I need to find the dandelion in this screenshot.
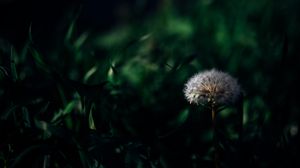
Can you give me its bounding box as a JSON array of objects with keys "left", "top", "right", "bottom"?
[
  {"left": 184, "top": 69, "right": 242, "bottom": 168},
  {"left": 184, "top": 69, "right": 241, "bottom": 108}
]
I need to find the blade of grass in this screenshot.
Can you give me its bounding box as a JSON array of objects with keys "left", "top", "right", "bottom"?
[
  {"left": 51, "top": 101, "right": 76, "bottom": 124},
  {"left": 10, "top": 47, "right": 18, "bottom": 82},
  {"left": 88, "top": 103, "right": 96, "bottom": 130},
  {"left": 74, "top": 32, "right": 89, "bottom": 49},
  {"left": 30, "top": 47, "right": 50, "bottom": 73},
  {"left": 84, "top": 66, "right": 98, "bottom": 83},
  {"left": 10, "top": 144, "right": 45, "bottom": 168},
  {"left": 1, "top": 104, "right": 18, "bottom": 120}
]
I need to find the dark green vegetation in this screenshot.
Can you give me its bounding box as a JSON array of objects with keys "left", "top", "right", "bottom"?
[{"left": 1, "top": 0, "right": 300, "bottom": 167}]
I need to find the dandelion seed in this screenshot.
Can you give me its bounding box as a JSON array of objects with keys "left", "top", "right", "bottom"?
[{"left": 184, "top": 69, "right": 241, "bottom": 107}]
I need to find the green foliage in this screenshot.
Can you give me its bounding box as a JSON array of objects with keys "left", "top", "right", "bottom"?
[{"left": 1, "top": 0, "right": 300, "bottom": 167}]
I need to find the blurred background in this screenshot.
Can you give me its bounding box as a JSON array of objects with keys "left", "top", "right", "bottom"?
[{"left": 1, "top": 0, "right": 300, "bottom": 167}]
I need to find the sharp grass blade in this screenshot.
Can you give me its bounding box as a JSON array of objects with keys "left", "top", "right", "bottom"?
[
  {"left": 30, "top": 47, "right": 50, "bottom": 73},
  {"left": 84, "top": 66, "right": 98, "bottom": 83},
  {"left": 10, "top": 47, "right": 18, "bottom": 82},
  {"left": 74, "top": 32, "right": 89, "bottom": 49},
  {"left": 51, "top": 101, "right": 76, "bottom": 124},
  {"left": 88, "top": 103, "right": 96, "bottom": 130},
  {"left": 10, "top": 145, "right": 44, "bottom": 168}
]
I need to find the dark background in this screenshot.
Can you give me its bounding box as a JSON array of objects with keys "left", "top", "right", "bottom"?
[{"left": 1, "top": 0, "right": 300, "bottom": 167}]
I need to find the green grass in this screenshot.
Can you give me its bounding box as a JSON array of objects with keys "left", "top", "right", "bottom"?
[{"left": 1, "top": 0, "right": 300, "bottom": 167}]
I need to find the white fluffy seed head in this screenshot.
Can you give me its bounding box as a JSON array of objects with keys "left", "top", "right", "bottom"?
[{"left": 184, "top": 69, "right": 241, "bottom": 107}]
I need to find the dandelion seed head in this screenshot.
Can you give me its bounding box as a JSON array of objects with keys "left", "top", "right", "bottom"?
[{"left": 184, "top": 69, "right": 241, "bottom": 107}]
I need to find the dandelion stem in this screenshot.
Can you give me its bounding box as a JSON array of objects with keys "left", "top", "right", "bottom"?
[
  {"left": 211, "top": 105, "right": 219, "bottom": 168},
  {"left": 212, "top": 107, "right": 216, "bottom": 126}
]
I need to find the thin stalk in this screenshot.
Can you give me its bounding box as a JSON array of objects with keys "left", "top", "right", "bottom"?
[{"left": 211, "top": 104, "right": 219, "bottom": 168}]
